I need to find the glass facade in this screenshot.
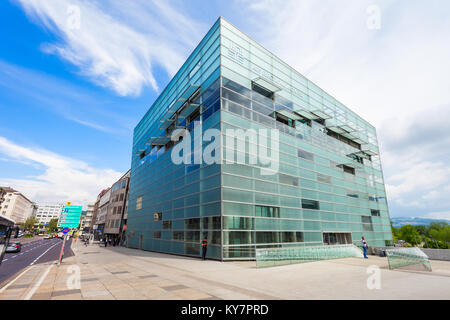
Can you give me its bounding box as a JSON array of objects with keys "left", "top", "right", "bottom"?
[{"left": 127, "top": 18, "right": 393, "bottom": 260}]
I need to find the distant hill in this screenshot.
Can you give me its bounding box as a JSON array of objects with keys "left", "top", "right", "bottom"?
[{"left": 391, "top": 217, "right": 449, "bottom": 228}]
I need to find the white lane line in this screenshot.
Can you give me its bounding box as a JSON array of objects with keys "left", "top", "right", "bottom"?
[
  {"left": 0, "top": 267, "right": 31, "bottom": 293},
  {"left": 11, "top": 255, "right": 17, "bottom": 258},
  {"left": 24, "top": 264, "right": 54, "bottom": 300},
  {"left": 30, "top": 242, "right": 60, "bottom": 266}
]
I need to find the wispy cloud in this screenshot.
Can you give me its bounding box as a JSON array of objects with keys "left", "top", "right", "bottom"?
[
  {"left": 237, "top": 0, "right": 450, "bottom": 217},
  {"left": 15, "top": 0, "right": 206, "bottom": 96},
  {"left": 0, "top": 136, "right": 122, "bottom": 206},
  {"left": 0, "top": 60, "right": 132, "bottom": 136}
]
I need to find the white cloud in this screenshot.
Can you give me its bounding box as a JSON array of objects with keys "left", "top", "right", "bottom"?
[
  {"left": 422, "top": 211, "right": 450, "bottom": 221},
  {"left": 237, "top": 0, "right": 450, "bottom": 216},
  {"left": 0, "top": 136, "right": 122, "bottom": 207},
  {"left": 15, "top": 0, "right": 206, "bottom": 96}
]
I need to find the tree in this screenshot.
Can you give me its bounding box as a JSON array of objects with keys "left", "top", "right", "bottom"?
[
  {"left": 20, "top": 216, "right": 38, "bottom": 231},
  {"left": 390, "top": 221, "right": 399, "bottom": 242},
  {"left": 48, "top": 218, "right": 59, "bottom": 233},
  {"left": 398, "top": 225, "right": 422, "bottom": 246}
]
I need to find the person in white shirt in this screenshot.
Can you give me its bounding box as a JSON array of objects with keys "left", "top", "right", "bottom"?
[{"left": 361, "top": 236, "right": 368, "bottom": 258}]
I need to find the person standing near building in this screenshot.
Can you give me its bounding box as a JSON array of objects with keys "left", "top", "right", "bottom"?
[
  {"left": 362, "top": 236, "right": 368, "bottom": 259},
  {"left": 201, "top": 237, "right": 208, "bottom": 260}
]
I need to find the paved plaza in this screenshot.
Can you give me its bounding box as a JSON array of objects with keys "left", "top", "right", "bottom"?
[{"left": 1, "top": 240, "right": 450, "bottom": 300}]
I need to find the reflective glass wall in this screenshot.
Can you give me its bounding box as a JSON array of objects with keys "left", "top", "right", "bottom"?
[{"left": 127, "top": 18, "right": 393, "bottom": 261}]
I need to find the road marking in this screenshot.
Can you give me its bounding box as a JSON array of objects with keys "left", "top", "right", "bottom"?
[
  {"left": 12, "top": 255, "right": 17, "bottom": 258},
  {"left": 30, "top": 242, "right": 60, "bottom": 266},
  {"left": 0, "top": 267, "right": 31, "bottom": 294},
  {"left": 24, "top": 264, "right": 54, "bottom": 300}
]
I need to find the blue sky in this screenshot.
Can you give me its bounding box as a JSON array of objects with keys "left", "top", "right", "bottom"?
[{"left": 1, "top": 0, "right": 449, "bottom": 219}]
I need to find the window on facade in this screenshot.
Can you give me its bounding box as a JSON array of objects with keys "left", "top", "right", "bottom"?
[
  {"left": 252, "top": 82, "right": 274, "bottom": 100},
  {"left": 361, "top": 216, "right": 374, "bottom": 231},
  {"left": 275, "top": 113, "right": 295, "bottom": 128},
  {"left": 185, "top": 231, "right": 200, "bottom": 242},
  {"left": 346, "top": 191, "right": 359, "bottom": 198},
  {"left": 117, "top": 206, "right": 122, "bottom": 214},
  {"left": 202, "top": 216, "right": 221, "bottom": 230},
  {"left": 255, "top": 205, "right": 280, "bottom": 218},
  {"left": 279, "top": 173, "right": 299, "bottom": 186},
  {"left": 136, "top": 196, "right": 142, "bottom": 210},
  {"left": 162, "top": 221, "right": 172, "bottom": 230},
  {"left": 173, "top": 231, "right": 184, "bottom": 241},
  {"left": 298, "top": 149, "right": 314, "bottom": 161},
  {"left": 281, "top": 232, "right": 304, "bottom": 243},
  {"left": 224, "top": 216, "right": 253, "bottom": 230},
  {"left": 342, "top": 165, "right": 355, "bottom": 175},
  {"left": 119, "top": 193, "right": 124, "bottom": 201},
  {"left": 301, "top": 199, "right": 320, "bottom": 210},
  {"left": 185, "top": 218, "right": 200, "bottom": 230},
  {"left": 370, "top": 209, "right": 381, "bottom": 217},
  {"left": 154, "top": 212, "right": 162, "bottom": 221},
  {"left": 256, "top": 232, "right": 280, "bottom": 244},
  {"left": 317, "top": 173, "right": 331, "bottom": 184},
  {"left": 153, "top": 231, "right": 161, "bottom": 239}
]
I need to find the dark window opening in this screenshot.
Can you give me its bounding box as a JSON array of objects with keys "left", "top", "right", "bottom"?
[
  {"left": 327, "top": 130, "right": 361, "bottom": 150},
  {"left": 297, "top": 117, "right": 311, "bottom": 127},
  {"left": 301, "top": 199, "right": 320, "bottom": 210},
  {"left": 371, "top": 209, "right": 380, "bottom": 217},
  {"left": 139, "top": 151, "right": 147, "bottom": 159},
  {"left": 154, "top": 212, "right": 162, "bottom": 221},
  {"left": 162, "top": 221, "right": 172, "bottom": 230},
  {"left": 252, "top": 82, "right": 274, "bottom": 100},
  {"left": 342, "top": 165, "right": 355, "bottom": 175},
  {"left": 347, "top": 154, "right": 364, "bottom": 164},
  {"left": 323, "top": 233, "right": 352, "bottom": 245},
  {"left": 275, "top": 112, "right": 295, "bottom": 128},
  {"left": 187, "top": 107, "right": 201, "bottom": 124},
  {"left": 313, "top": 118, "right": 326, "bottom": 126},
  {"left": 153, "top": 231, "right": 161, "bottom": 239}
]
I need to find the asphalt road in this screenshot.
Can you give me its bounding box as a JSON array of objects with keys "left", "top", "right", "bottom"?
[{"left": 0, "top": 237, "right": 74, "bottom": 286}]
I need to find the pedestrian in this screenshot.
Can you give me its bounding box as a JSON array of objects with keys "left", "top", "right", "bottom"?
[
  {"left": 201, "top": 237, "right": 208, "bottom": 260},
  {"left": 104, "top": 237, "right": 108, "bottom": 247},
  {"left": 362, "top": 236, "right": 368, "bottom": 259}
]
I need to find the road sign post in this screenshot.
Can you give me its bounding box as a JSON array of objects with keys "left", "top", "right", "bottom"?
[{"left": 57, "top": 228, "right": 70, "bottom": 265}]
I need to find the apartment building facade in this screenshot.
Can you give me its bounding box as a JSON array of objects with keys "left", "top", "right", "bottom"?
[
  {"left": 104, "top": 170, "right": 130, "bottom": 243},
  {"left": 35, "top": 203, "right": 65, "bottom": 228},
  {"left": 0, "top": 187, "right": 34, "bottom": 225}
]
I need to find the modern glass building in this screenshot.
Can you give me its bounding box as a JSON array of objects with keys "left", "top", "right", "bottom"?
[{"left": 127, "top": 17, "right": 393, "bottom": 260}]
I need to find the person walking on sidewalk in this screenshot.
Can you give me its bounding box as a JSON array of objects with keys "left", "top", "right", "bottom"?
[
  {"left": 104, "top": 237, "right": 108, "bottom": 248},
  {"left": 362, "top": 236, "right": 369, "bottom": 259},
  {"left": 201, "top": 237, "right": 208, "bottom": 260}
]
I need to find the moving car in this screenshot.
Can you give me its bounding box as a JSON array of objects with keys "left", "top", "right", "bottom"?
[
  {"left": 6, "top": 242, "right": 22, "bottom": 253},
  {"left": 43, "top": 234, "right": 52, "bottom": 240}
]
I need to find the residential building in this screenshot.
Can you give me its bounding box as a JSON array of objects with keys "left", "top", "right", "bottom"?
[
  {"left": 35, "top": 203, "right": 65, "bottom": 228},
  {"left": 104, "top": 170, "right": 130, "bottom": 244},
  {"left": 95, "top": 188, "right": 111, "bottom": 238},
  {"left": 0, "top": 187, "right": 34, "bottom": 225},
  {"left": 81, "top": 204, "right": 94, "bottom": 232},
  {"left": 126, "top": 18, "right": 393, "bottom": 260}
]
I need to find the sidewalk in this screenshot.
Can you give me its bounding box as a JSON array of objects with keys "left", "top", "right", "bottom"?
[{"left": 1, "top": 239, "right": 450, "bottom": 300}]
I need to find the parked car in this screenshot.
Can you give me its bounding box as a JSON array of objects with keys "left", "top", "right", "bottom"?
[
  {"left": 43, "top": 234, "right": 52, "bottom": 240},
  {"left": 6, "top": 242, "right": 22, "bottom": 253}
]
